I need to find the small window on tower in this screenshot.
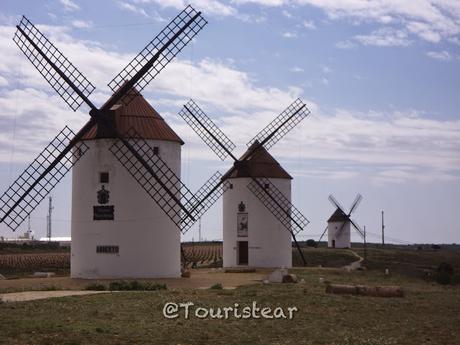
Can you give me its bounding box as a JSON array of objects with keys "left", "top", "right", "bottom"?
[
  {"left": 100, "top": 172, "right": 109, "bottom": 183},
  {"left": 153, "top": 146, "right": 159, "bottom": 155}
]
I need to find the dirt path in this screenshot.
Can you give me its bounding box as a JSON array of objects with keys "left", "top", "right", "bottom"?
[
  {"left": 343, "top": 250, "right": 364, "bottom": 270},
  {"left": 0, "top": 290, "right": 109, "bottom": 302},
  {"left": 0, "top": 268, "right": 269, "bottom": 295}
]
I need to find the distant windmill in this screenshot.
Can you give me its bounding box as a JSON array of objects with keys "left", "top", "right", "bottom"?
[
  {"left": 0, "top": 6, "right": 224, "bottom": 278},
  {"left": 319, "top": 194, "right": 364, "bottom": 248},
  {"left": 178, "top": 99, "right": 310, "bottom": 266}
]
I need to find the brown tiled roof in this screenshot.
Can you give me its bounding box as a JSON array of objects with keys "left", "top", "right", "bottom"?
[
  {"left": 327, "top": 208, "right": 349, "bottom": 222},
  {"left": 81, "top": 89, "right": 183, "bottom": 144},
  {"left": 222, "top": 142, "right": 292, "bottom": 180}
]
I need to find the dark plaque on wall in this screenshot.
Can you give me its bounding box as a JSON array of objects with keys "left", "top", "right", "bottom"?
[{"left": 93, "top": 205, "right": 114, "bottom": 220}]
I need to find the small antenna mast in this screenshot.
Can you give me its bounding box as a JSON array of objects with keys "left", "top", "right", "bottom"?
[
  {"left": 46, "top": 196, "right": 53, "bottom": 241},
  {"left": 381, "top": 210, "right": 385, "bottom": 247}
]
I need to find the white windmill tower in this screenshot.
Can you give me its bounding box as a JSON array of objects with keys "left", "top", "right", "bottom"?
[
  {"left": 71, "top": 90, "right": 184, "bottom": 278},
  {"left": 221, "top": 144, "right": 295, "bottom": 267},
  {"left": 1, "top": 7, "right": 210, "bottom": 278},
  {"left": 322, "top": 194, "right": 364, "bottom": 248},
  {"left": 178, "top": 99, "right": 311, "bottom": 268}
]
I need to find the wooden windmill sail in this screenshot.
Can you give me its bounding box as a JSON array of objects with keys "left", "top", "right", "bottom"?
[
  {"left": 0, "top": 6, "right": 216, "bottom": 235},
  {"left": 178, "top": 99, "right": 311, "bottom": 266}
]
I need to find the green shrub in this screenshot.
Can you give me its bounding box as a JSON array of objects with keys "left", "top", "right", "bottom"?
[
  {"left": 108, "top": 280, "right": 167, "bottom": 291},
  {"left": 85, "top": 283, "right": 107, "bottom": 291},
  {"left": 210, "top": 283, "right": 223, "bottom": 290},
  {"left": 437, "top": 262, "right": 454, "bottom": 275},
  {"left": 435, "top": 262, "right": 454, "bottom": 285},
  {"left": 436, "top": 272, "right": 451, "bottom": 285},
  {"left": 306, "top": 239, "right": 317, "bottom": 248}
]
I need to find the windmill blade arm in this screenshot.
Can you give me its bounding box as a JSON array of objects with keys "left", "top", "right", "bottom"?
[
  {"left": 107, "top": 6, "right": 207, "bottom": 107},
  {"left": 348, "top": 193, "right": 362, "bottom": 215},
  {"left": 109, "top": 127, "right": 198, "bottom": 228},
  {"left": 318, "top": 225, "right": 328, "bottom": 243},
  {"left": 0, "top": 126, "right": 89, "bottom": 231},
  {"left": 179, "top": 99, "right": 236, "bottom": 161},
  {"left": 247, "top": 177, "right": 309, "bottom": 235},
  {"left": 246, "top": 98, "right": 310, "bottom": 151},
  {"left": 350, "top": 218, "right": 365, "bottom": 239},
  {"left": 13, "top": 16, "right": 96, "bottom": 111},
  {"left": 328, "top": 194, "right": 346, "bottom": 214},
  {"left": 180, "top": 172, "right": 231, "bottom": 233}
]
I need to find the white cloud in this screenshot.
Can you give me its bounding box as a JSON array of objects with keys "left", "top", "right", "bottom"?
[
  {"left": 0, "top": 22, "right": 305, "bottom": 162},
  {"left": 134, "top": 0, "right": 237, "bottom": 16},
  {"left": 354, "top": 27, "right": 411, "bottom": 47},
  {"left": 290, "top": 66, "right": 304, "bottom": 73},
  {"left": 282, "top": 31, "right": 297, "bottom": 38},
  {"left": 233, "top": 0, "right": 460, "bottom": 44},
  {"left": 321, "top": 65, "right": 332, "bottom": 74},
  {"left": 59, "top": 0, "right": 80, "bottom": 12},
  {"left": 118, "top": 2, "right": 149, "bottom": 17},
  {"left": 302, "top": 20, "right": 316, "bottom": 29},
  {"left": 335, "top": 40, "right": 355, "bottom": 49},
  {"left": 0, "top": 76, "right": 8, "bottom": 87},
  {"left": 426, "top": 50, "right": 452, "bottom": 61},
  {"left": 282, "top": 10, "right": 292, "bottom": 18},
  {"left": 0, "top": 22, "right": 459, "bottom": 186},
  {"left": 71, "top": 20, "right": 92, "bottom": 29}
]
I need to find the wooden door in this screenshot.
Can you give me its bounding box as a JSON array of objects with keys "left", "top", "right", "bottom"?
[{"left": 238, "top": 241, "right": 248, "bottom": 265}]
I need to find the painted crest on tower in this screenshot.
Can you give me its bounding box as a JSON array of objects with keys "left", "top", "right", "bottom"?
[{"left": 97, "top": 185, "right": 110, "bottom": 205}]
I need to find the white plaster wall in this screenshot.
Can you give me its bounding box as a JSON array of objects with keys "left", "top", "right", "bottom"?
[
  {"left": 223, "top": 177, "right": 292, "bottom": 268},
  {"left": 71, "top": 139, "right": 181, "bottom": 278},
  {"left": 327, "top": 221, "right": 351, "bottom": 248}
]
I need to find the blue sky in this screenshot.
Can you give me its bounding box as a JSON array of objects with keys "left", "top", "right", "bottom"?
[{"left": 0, "top": 0, "right": 459, "bottom": 244}]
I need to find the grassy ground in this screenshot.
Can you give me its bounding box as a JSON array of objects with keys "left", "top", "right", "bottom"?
[
  {"left": 1, "top": 245, "right": 459, "bottom": 344},
  {"left": 293, "top": 247, "right": 358, "bottom": 267},
  {"left": 1, "top": 268, "right": 459, "bottom": 345}
]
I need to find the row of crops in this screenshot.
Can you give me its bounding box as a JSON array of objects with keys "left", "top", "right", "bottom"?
[
  {"left": 182, "top": 243, "right": 223, "bottom": 268},
  {"left": 0, "top": 253, "right": 70, "bottom": 276},
  {"left": 0, "top": 243, "right": 224, "bottom": 276}
]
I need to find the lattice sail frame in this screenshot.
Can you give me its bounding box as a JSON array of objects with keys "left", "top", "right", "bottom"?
[
  {"left": 246, "top": 98, "right": 310, "bottom": 150},
  {"left": 109, "top": 127, "right": 202, "bottom": 232},
  {"left": 108, "top": 6, "right": 207, "bottom": 105},
  {"left": 0, "top": 127, "right": 89, "bottom": 230},
  {"left": 13, "top": 16, "right": 95, "bottom": 111},
  {"left": 349, "top": 193, "right": 362, "bottom": 215},
  {"left": 177, "top": 98, "right": 311, "bottom": 235},
  {"left": 179, "top": 100, "right": 236, "bottom": 160},
  {"left": 247, "top": 178, "right": 309, "bottom": 235},
  {"left": 329, "top": 194, "right": 365, "bottom": 239},
  {"left": 180, "top": 172, "right": 231, "bottom": 233}
]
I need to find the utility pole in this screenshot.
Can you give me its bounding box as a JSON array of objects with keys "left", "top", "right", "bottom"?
[
  {"left": 27, "top": 215, "right": 32, "bottom": 240},
  {"left": 198, "top": 217, "right": 202, "bottom": 243},
  {"left": 381, "top": 210, "right": 385, "bottom": 247},
  {"left": 363, "top": 225, "right": 367, "bottom": 261},
  {"left": 46, "top": 196, "right": 53, "bottom": 241}
]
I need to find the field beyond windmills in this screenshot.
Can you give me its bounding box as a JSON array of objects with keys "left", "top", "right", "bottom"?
[{"left": 1, "top": 243, "right": 460, "bottom": 345}]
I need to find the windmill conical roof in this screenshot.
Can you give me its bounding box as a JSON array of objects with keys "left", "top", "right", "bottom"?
[
  {"left": 222, "top": 142, "right": 292, "bottom": 180},
  {"left": 81, "top": 89, "right": 183, "bottom": 144},
  {"left": 327, "top": 208, "right": 349, "bottom": 222}
]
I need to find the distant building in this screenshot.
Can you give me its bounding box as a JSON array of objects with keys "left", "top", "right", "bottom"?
[{"left": 327, "top": 209, "right": 351, "bottom": 248}]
